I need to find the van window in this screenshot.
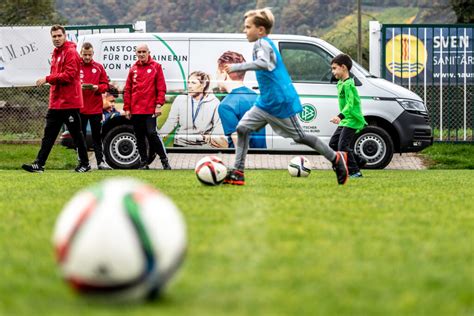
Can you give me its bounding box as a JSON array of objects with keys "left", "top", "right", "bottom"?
[{"left": 279, "top": 42, "right": 333, "bottom": 83}]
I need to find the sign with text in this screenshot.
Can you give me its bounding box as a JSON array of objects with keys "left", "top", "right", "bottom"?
[
  {"left": 98, "top": 37, "right": 189, "bottom": 92},
  {"left": 0, "top": 27, "right": 95, "bottom": 87},
  {"left": 383, "top": 26, "right": 473, "bottom": 85},
  {"left": 0, "top": 27, "right": 52, "bottom": 87}
]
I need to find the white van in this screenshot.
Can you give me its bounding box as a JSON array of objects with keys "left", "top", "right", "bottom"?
[{"left": 76, "top": 33, "right": 433, "bottom": 169}]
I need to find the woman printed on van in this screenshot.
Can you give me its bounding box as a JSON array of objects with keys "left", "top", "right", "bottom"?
[{"left": 160, "top": 71, "right": 227, "bottom": 148}]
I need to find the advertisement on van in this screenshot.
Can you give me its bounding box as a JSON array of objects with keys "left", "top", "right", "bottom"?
[{"left": 97, "top": 35, "right": 271, "bottom": 151}]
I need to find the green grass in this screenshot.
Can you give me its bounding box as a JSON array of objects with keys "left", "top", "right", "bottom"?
[
  {"left": 0, "top": 144, "right": 78, "bottom": 170},
  {"left": 431, "top": 129, "right": 473, "bottom": 142},
  {"left": 422, "top": 143, "right": 474, "bottom": 169},
  {"left": 0, "top": 170, "right": 473, "bottom": 316}
]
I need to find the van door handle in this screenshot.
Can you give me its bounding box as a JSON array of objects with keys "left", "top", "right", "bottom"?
[{"left": 252, "top": 86, "right": 259, "bottom": 90}]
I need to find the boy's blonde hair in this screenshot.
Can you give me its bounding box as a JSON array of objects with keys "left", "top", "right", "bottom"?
[{"left": 244, "top": 8, "right": 274, "bottom": 34}]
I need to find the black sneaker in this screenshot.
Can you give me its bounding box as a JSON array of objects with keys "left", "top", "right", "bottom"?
[
  {"left": 332, "top": 151, "right": 349, "bottom": 185},
  {"left": 75, "top": 163, "right": 91, "bottom": 173},
  {"left": 22, "top": 162, "right": 44, "bottom": 173},
  {"left": 138, "top": 161, "right": 149, "bottom": 170},
  {"left": 223, "top": 169, "right": 245, "bottom": 185},
  {"left": 161, "top": 158, "right": 172, "bottom": 170}
]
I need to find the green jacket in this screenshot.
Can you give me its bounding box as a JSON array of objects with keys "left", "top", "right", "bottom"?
[{"left": 337, "top": 78, "right": 367, "bottom": 132}]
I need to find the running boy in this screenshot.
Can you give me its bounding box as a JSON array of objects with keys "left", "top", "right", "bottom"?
[
  {"left": 329, "top": 54, "right": 367, "bottom": 178},
  {"left": 223, "top": 8, "right": 349, "bottom": 185}
]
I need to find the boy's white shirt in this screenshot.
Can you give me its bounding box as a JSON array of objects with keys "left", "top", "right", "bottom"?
[{"left": 160, "top": 93, "right": 223, "bottom": 147}]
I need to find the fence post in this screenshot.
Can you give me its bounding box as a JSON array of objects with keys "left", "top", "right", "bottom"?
[{"left": 369, "top": 21, "right": 382, "bottom": 77}]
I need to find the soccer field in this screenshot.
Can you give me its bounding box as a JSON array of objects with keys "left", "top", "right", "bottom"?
[{"left": 0, "top": 169, "right": 473, "bottom": 315}]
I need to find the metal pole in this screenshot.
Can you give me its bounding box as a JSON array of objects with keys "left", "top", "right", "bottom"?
[{"left": 357, "top": 0, "right": 362, "bottom": 63}]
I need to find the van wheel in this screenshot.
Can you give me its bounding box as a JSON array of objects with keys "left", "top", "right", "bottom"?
[
  {"left": 353, "top": 126, "right": 394, "bottom": 169},
  {"left": 103, "top": 125, "right": 141, "bottom": 169}
]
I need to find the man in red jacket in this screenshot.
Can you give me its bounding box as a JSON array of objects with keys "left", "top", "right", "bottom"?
[
  {"left": 79, "top": 42, "right": 111, "bottom": 170},
  {"left": 22, "top": 25, "right": 90, "bottom": 173},
  {"left": 123, "top": 43, "right": 171, "bottom": 170}
]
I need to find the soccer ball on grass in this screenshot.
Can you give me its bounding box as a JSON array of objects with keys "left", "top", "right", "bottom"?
[
  {"left": 195, "top": 156, "right": 227, "bottom": 185},
  {"left": 288, "top": 156, "right": 312, "bottom": 177},
  {"left": 52, "top": 177, "right": 187, "bottom": 302}
]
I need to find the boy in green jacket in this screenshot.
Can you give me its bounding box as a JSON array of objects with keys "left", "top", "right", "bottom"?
[{"left": 329, "top": 54, "right": 367, "bottom": 178}]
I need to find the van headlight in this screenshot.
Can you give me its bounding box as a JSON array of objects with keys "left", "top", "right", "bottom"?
[{"left": 396, "top": 99, "right": 426, "bottom": 112}]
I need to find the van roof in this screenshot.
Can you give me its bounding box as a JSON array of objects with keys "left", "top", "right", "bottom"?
[
  {"left": 78, "top": 32, "right": 328, "bottom": 45},
  {"left": 78, "top": 32, "right": 345, "bottom": 63}
]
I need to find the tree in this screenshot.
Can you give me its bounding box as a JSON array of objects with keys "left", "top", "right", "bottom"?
[
  {"left": 450, "top": 0, "right": 474, "bottom": 23},
  {"left": 0, "top": 0, "right": 67, "bottom": 25}
]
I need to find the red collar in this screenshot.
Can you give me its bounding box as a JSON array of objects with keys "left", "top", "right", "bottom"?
[{"left": 138, "top": 56, "right": 153, "bottom": 66}]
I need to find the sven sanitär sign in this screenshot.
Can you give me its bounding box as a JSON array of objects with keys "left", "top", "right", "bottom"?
[{"left": 383, "top": 26, "right": 473, "bottom": 85}]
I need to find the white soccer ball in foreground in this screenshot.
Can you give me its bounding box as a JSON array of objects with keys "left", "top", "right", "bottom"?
[
  {"left": 52, "top": 178, "right": 187, "bottom": 301},
  {"left": 195, "top": 156, "right": 227, "bottom": 185},
  {"left": 288, "top": 156, "right": 312, "bottom": 177}
]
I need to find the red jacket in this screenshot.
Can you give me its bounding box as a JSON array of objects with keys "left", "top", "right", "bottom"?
[
  {"left": 123, "top": 56, "right": 166, "bottom": 114},
  {"left": 46, "top": 41, "right": 83, "bottom": 110},
  {"left": 80, "top": 60, "right": 109, "bottom": 115}
]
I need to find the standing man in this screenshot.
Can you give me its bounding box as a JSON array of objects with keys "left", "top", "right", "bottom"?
[
  {"left": 79, "top": 42, "right": 111, "bottom": 170},
  {"left": 22, "top": 25, "right": 90, "bottom": 173},
  {"left": 123, "top": 43, "right": 171, "bottom": 170}
]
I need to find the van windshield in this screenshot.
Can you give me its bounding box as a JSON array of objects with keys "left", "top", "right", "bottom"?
[
  {"left": 352, "top": 60, "right": 376, "bottom": 78},
  {"left": 316, "top": 39, "right": 377, "bottom": 78}
]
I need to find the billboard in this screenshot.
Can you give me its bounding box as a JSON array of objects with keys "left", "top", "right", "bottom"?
[
  {"left": 0, "top": 26, "right": 129, "bottom": 87},
  {"left": 383, "top": 26, "right": 473, "bottom": 85},
  {"left": 0, "top": 27, "right": 52, "bottom": 87}
]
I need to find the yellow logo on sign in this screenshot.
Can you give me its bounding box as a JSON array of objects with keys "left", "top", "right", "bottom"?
[{"left": 386, "top": 34, "right": 427, "bottom": 78}]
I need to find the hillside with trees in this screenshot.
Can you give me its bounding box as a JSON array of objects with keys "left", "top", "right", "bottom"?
[
  {"left": 1, "top": 0, "right": 469, "bottom": 69},
  {"left": 52, "top": 0, "right": 461, "bottom": 68},
  {"left": 55, "top": 0, "right": 459, "bottom": 34},
  {"left": 1, "top": 0, "right": 468, "bottom": 34},
  {"left": 0, "top": 0, "right": 66, "bottom": 25}
]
